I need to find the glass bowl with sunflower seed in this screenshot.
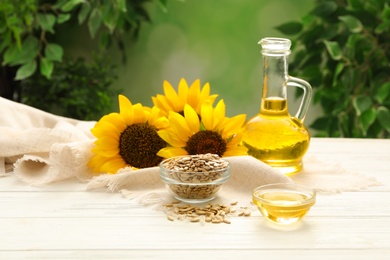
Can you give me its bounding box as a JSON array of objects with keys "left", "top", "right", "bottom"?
[{"left": 159, "top": 153, "right": 231, "bottom": 203}]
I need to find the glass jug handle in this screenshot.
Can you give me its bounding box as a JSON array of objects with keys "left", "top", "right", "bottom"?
[{"left": 287, "top": 76, "right": 312, "bottom": 122}]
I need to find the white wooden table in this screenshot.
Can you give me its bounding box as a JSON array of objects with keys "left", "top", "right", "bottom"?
[{"left": 1, "top": 138, "right": 389, "bottom": 259}]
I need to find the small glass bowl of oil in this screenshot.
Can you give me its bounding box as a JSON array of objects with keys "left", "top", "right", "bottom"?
[{"left": 252, "top": 183, "right": 316, "bottom": 225}]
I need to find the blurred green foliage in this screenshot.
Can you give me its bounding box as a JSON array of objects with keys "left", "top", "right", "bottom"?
[
  {"left": 0, "top": 0, "right": 158, "bottom": 80},
  {"left": 277, "top": 0, "right": 390, "bottom": 138},
  {"left": 21, "top": 55, "right": 117, "bottom": 120},
  {"left": 0, "top": 0, "right": 165, "bottom": 120}
]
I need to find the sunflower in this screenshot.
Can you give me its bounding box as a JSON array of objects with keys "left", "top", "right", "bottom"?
[
  {"left": 157, "top": 100, "right": 247, "bottom": 158},
  {"left": 88, "top": 95, "right": 169, "bottom": 174},
  {"left": 152, "top": 78, "right": 218, "bottom": 116}
]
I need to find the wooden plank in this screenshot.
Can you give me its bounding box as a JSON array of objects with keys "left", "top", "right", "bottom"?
[
  {"left": 1, "top": 249, "right": 390, "bottom": 259},
  {"left": 0, "top": 216, "right": 389, "bottom": 250},
  {"left": 0, "top": 191, "right": 390, "bottom": 218}
]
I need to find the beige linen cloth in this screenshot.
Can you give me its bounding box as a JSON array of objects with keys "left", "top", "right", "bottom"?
[{"left": 0, "top": 97, "right": 380, "bottom": 204}]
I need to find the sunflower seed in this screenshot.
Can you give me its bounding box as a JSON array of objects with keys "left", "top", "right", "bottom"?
[
  {"left": 190, "top": 217, "right": 200, "bottom": 222},
  {"left": 163, "top": 202, "right": 247, "bottom": 225},
  {"left": 223, "top": 219, "right": 231, "bottom": 224}
]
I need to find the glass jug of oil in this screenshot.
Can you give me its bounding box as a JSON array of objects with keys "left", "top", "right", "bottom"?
[{"left": 242, "top": 37, "right": 312, "bottom": 175}]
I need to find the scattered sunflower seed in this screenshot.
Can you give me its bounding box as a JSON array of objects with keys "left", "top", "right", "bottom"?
[{"left": 163, "top": 201, "right": 252, "bottom": 224}]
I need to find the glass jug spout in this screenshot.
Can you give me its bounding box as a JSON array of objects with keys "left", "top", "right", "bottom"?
[{"left": 259, "top": 37, "right": 291, "bottom": 56}]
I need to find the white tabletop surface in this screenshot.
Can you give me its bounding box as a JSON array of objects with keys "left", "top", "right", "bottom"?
[{"left": 1, "top": 137, "right": 389, "bottom": 259}]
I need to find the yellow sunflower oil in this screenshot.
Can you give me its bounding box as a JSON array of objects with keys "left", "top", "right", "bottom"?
[
  {"left": 242, "top": 37, "right": 312, "bottom": 175},
  {"left": 253, "top": 189, "right": 315, "bottom": 225},
  {"left": 242, "top": 97, "right": 310, "bottom": 175}
]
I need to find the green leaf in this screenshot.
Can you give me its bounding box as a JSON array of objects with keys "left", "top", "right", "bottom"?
[
  {"left": 15, "top": 60, "right": 37, "bottom": 80},
  {"left": 78, "top": 2, "right": 91, "bottom": 24},
  {"left": 353, "top": 95, "right": 372, "bottom": 116},
  {"left": 332, "top": 94, "right": 350, "bottom": 116},
  {"left": 377, "top": 107, "right": 390, "bottom": 132},
  {"left": 23, "top": 12, "right": 35, "bottom": 27},
  {"left": 310, "top": 116, "right": 330, "bottom": 131},
  {"left": 0, "top": 24, "right": 6, "bottom": 34},
  {"left": 379, "top": 3, "right": 390, "bottom": 20},
  {"left": 101, "top": 4, "right": 117, "bottom": 33},
  {"left": 323, "top": 40, "right": 343, "bottom": 60},
  {"left": 332, "top": 63, "right": 344, "bottom": 87},
  {"left": 338, "top": 112, "right": 351, "bottom": 137},
  {"left": 157, "top": 0, "right": 168, "bottom": 13},
  {"left": 116, "top": 0, "right": 127, "bottom": 12},
  {"left": 3, "top": 36, "right": 39, "bottom": 66},
  {"left": 339, "top": 15, "right": 363, "bottom": 33},
  {"left": 45, "top": 43, "right": 63, "bottom": 62},
  {"left": 40, "top": 57, "right": 54, "bottom": 79},
  {"left": 375, "top": 82, "right": 390, "bottom": 104},
  {"left": 345, "top": 33, "right": 363, "bottom": 58},
  {"left": 375, "top": 21, "right": 390, "bottom": 34},
  {"left": 99, "top": 31, "right": 112, "bottom": 49},
  {"left": 347, "top": 0, "right": 364, "bottom": 10},
  {"left": 311, "top": 1, "right": 337, "bottom": 17},
  {"left": 54, "top": 0, "right": 69, "bottom": 9},
  {"left": 88, "top": 7, "right": 102, "bottom": 38},
  {"left": 57, "top": 14, "right": 71, "bottom": 24},
  {"left": 359, "top": 108, "right": 376, "bottom": 136},
  {"left": 375, "top": 5, "right": 390, "bottom": 34},
  {"left": 321, "top": 24, "right": 341, "bottom": 40},
  {"left": 275, "top": 22, "right": 303, "bottom": 35},
  {"left": 37, "top": 13, "right": 56, "bottom": 34},
  {"left": 3, "top": 46, "right": 19, "bottom": 66},
  {"left": 0, "top": 30, "right": 11, "bottom": 53},
  {"left": 61, "top": 0, "right": 85, "bottom": 12},
  {"left": 300, "top": 64, "right": 321, "bottom": 81},
  {"left": 301, "top": 14, "right": 315, "bottom": 26}
]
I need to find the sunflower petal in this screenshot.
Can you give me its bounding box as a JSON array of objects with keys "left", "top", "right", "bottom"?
[
  {"left": 91, "top": 121, "right": 121, "bottom": 140},
  {"left": 197, "top": 82, "right": 218, "bottom": 112},
  {"left": 222, "top": 146, "right": 248, "bottom": 157},
  {"left": 163, "top": 80, "right": 181, "bottom": 110},
  {"left": 99, "top": 113, "right": 127, "bottom": 133},
  {"left": 226, "top": 133, "right": 244, "bottom": 147},
  {"left": 132, "top": 103, "right": 147, "bottom": 124},
  {"left": 148, "top": 107, "right": 169, "bottom": 129},
  {"left": 152, "top": 95, "right": 171, "bottom": 116},
  {"left": 157, "top": 147, "right": 188, "bottom": 158},
  {"left": 199, "top": 82, "right": 210, "bottom": 97},
  {"left": 100, "top": 157, "right": 127, "bottom": 174},
  {"left": 220, "top": 114, "right": 246, "bottom": 138},
  {"left": 212, "top": 99, "right": 226, "bottom": 129},
  {"left": 91, "top": 146, "right": 119, "bottom": 157},
  {"left": 184, "top": 104, "right": 200, "bottom": 133},
  {"left": 87, "top": 154, "right": 110, "bottom": 172},
  {"left": 94, "top": 136, "right": 119, "bottom": 150},
  {"left": 158, "top": 129, "right": 186, "bottom": 147},
  {"left": 187, "top": 79, "right": 200, "bottom": 108},
  {"left": 169, "top": 111, "right": 192, "bottom": 138},
  {"left": 118, "top": 95, "right": 135, "bottom": 125},
  {"left": 200, "top": 102, "right": 214, "bottom": 130},
  {"left": 154, "top": 117, "right": 170, "bottom": 129},
  {"left": 177, "top": 78, "right": 189, "bottom": 101}
]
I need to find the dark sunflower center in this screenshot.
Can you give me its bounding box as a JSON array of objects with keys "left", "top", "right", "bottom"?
[
  {"left": 185, "top": 130, "right": 227, "bottom": 156},
  {"left": 119, "top": 123, "right": 166, "bottom": 168}
]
